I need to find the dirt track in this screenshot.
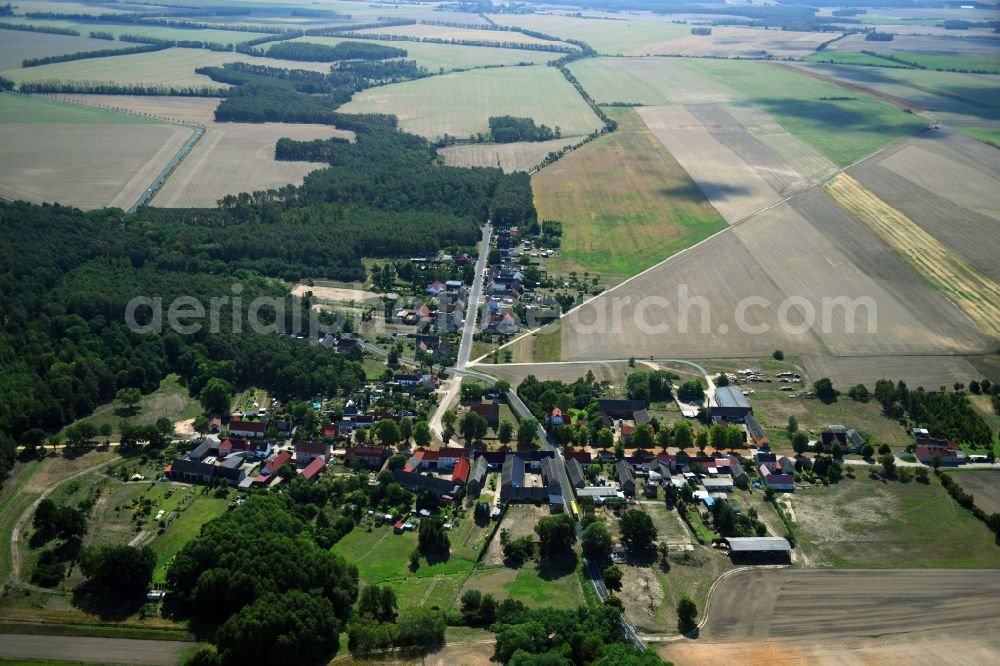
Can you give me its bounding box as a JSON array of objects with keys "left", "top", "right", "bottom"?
[{"left": 660, "top": 568, "right": 1000, "bottom": 665}]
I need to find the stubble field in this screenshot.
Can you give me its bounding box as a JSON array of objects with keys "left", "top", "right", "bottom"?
[
  {"left": 661, "top": 568, "right": 1000, "bottom": 666},
  {"left": 439, "top": 137, "right": 576, "bottom": 173},
  {"left": 340, "top": 65, "right": 603, "bottom": 140},
  {"left": 355, "top": 22, "right": 578, "bottom": 50},
  {"left": 0, "top": 93, "right": 192, "bottom": 210},
  {"left": 952, "top": 471, "right": 1000, "bottom": 515},
  {"left": 532, "top": 106, "right": 726, "bottom": 278},
  {"left": 0, "top": 29, "right": 124, "bottom": 70}
]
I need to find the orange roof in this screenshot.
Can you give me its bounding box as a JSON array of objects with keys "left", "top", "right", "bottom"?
[{"left": 452, "top": 457, "right": 470, "bottom": 484}]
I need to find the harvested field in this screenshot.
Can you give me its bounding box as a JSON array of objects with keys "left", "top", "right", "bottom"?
[
  {"left": 340, "top": 66, "right": 602, "bottom": 140},
  {"left": 661, "top": 568, "right": 1000, "bottom": 666},
  {"left": 532, "top": 107, "right": 726, "bottom": 278},
  {"left": 792, "top": 474, "right": 1000, "bottom": 568},
  {"left": 490, "top": 13, "right": 690, "bottom": 55},
  {"left": 828, "top": 33, "right": 1000, "bottom": 57},
  {"left": 154, "top": 122, "right": 346, "bottom": 207},
  {"left": 644, "top": 26, "right": 830, "bottom": 58},
  {"left": 953, "top": 471, "right": 1000, "bottom": 515},
  {"left": 0, "top": 93, "right": 192, "bottom": 210},
  {"left": 54, "top": 94, "right": 222, "bottom": 124},
  {"left": 2, "top": 18, "right": 272, "bottom": 44},
  {"left": 356, "top": 22, "right": 576, "bottom": 49},
  {"left": 826, "top": 173, "right": 1000, "bottom": 338},
  {"left": 801, "top": 354, "right": 983, "bottom": 391},
  {"left": 440, "top": 138, "right": 576, "bottom": 173},
  {"left": 554, "top": 185, "right": 989, "bottom": 362},
  {"left": 569, "top": 57, "right": 737, "bottom": 106},
  {"left": 273, "top": 35, "right": 556, "bottom": 71},
  {"left": 0, "top": 30, "right": 124, "bottom": 71},
  {"left": 2, "top": 47, "right": 336, "bottom": 90},
  {"left": 636, "top": 105, "right": 782, "bottom": 224},
  {"left": 470, "top": 361, "right": 631, "bottom": 389},
  {"left": 848, "top": 131, "right": 1000, "bottom": 282}
]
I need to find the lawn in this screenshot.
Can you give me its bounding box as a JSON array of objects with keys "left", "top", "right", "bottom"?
[
  {"left": 503, "top": 557, "right": 585, "bottom": 609},
  {"left": 533, "top": 107, "right": 726, "bottom": 279},
  {"left": 680, "top": 59, "right": 928, "bottom": 166},
  {"left": 148, "top": 494, "right": 230, "bottom": 583},
  {"left": 59, "top": 374, "right": 201, "bottom": 439},
  {"left": 636, "top": 500, "right": 690, "bottom": 543},
  {"left": 0, "top": 92, "right": 156, "bottom": 125},
  {"left": 273, "top": 36, "right": 556, "bottom": 71},
  {"left": 791, "top": 473, "right": 1000, "bottom": 568},
  {"left": 340, "top": 65, "right": 603, "bottom": 140}
]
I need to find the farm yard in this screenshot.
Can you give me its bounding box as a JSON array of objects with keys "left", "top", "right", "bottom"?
[
  {"left": 660, "top": 569, "right": 1000, "bottom": 665},
  {"left": 532, "top": 106, "right": 726, "bottom": 279},
  {"left": 340, "top": 65, "right": 603, "bottom": 140},
  {"left": 0, "top": 93, "right": 193, "bottom": 210}
]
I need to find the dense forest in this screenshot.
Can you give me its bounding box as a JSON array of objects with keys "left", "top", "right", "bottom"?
[
  {"left": 489, "top": 115, "right": 559, "bottom": 143},
  {"left": 0, "top": 103, "right": 535, "bottom": 482},
  {"left": 266, "top": 40, "right": 407, "bottom": 62}
]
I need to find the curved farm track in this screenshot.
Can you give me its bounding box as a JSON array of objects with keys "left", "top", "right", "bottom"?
[{"left": 659, "top": 568, "right": 1000, "bottom": 666}]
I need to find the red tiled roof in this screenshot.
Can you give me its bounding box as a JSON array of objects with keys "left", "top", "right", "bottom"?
[
  {"left": 348, "top": 445, "right": 387, "bottom": 459},
  {"left": 452, "top": 457, "right": 470, "bottom": 484},
  {"left": 229, "top": 418, "right": 266, "bottom": 432},
  {"left": 299, "top": 457, "right": 326, "bottom": 481}
]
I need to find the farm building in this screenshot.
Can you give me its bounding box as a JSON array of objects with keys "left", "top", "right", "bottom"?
[
  {"left": 615, "top": 459, "right": 636, "bottom": 496},
  {"left": 577, "top": 486, "right": 622, "bottom": 500},
  {"left": 915, "top": 438, "right": 966, "bottom": 465},
  {"left": 565, "top": 457, "right": 585, "bottom": 488},
  {"left": 392, "top": 469, "right": 459, "bottom": 496},
  {"left": 452, "top": 457, "right": 471, "bottom": 484},
  {"left": 295, "top": 441, "right": 330, "bottom": 467},
  {"left": 345, "top": 445, "right": 391, "bottom": 469},
  {"left": 755, "top": 451, "right": 777, "bottom": 471},
  {"left": 712, "top": 387, "right": 752, "bottom": 423},
  {"left": 745, "top": 414, "right": 768, "bottom": 447},
  {"left": 500, "top": 454, "right": 558, "bottom": 502},
  {"left": 598, "top": 399, "right": 647, "bottom": 419},
  {"left": 729, "top": 460, "right": 749, "bottom": 489},
  {"left": 167, "top": 458, "right": 245, "bottom": 486},
  {"left": 298, "top": 457, "right": 326, "bottom": 482},
  {"left": 253, "top": 451, "right": 292, "bottom": 486},
  {"left": 466, "top": 456, "right": 489, "bottom": 497},
  {"left": 725, "top": 537, "right": 792, "bottom": 562},
  {"left": 759, "top": 464, "right": 793, "bottom": 491},
  {"left": 228, "top": 416, "right": 267, "bottom": 439},
  {"left": 703, "top": 477, "right": 734, "bottom": 492},
  {"left": 469, "top": 402, "right": 500, "bottom": 427}
]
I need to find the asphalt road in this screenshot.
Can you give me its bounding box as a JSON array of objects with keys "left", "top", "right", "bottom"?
[{"left": 0, "top": 634, "right": 190, "bottom": 665}]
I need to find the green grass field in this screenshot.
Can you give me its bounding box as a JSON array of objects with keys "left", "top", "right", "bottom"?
[
  {"left": 680, "top": 59, "right": 928, "bottom": 166},
  {"left": 273, "top": 36, "right": 556, "bottom": 72},
  {"left": 340, "top": 65, "right": 603, "bottom": 140},
  {"left": 534, "top": 106, "right": 726, "bottom": 278},
  {"left": 806, "top": 51, "right": 1000, "bottom": 74},
  {"left": 148, "top": 494, "right": 230, "bottom": 583},
  {"left": 0, "top": 92, "right": 157, "bottom": 124},
  {"left": 59, "top": 374, "right": 200, "bottom": 439},
  {"left": 792, "top": 473, "right": 1000, "bottom": 568},
  {"left": 503, "top": 558, "right": 585, "bottom": 609},
  {"left": 491, "top": 13, "right": 689, "bottom": 55}
]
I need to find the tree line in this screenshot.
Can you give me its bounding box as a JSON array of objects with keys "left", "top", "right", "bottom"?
[
  {"left": 489, "top": 115, "right": 559, "bottom": 143},
  {"left": 22, "top": 43, "right": 168, "bottom": 68},
  {"left": 0, "top": 21, "right": 80, "bottom": 35},
  {"left": 265, "top": 40, "right": 407, "bottom": 62}
]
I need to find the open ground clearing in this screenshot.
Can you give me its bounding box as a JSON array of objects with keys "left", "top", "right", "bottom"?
[
  {"left": 461, "top": 559, "right": 585, "bottom": 610},
  {"left": 790, "top": 473, "right": 1000, "bottom": 568},
  {"left": 661, "top": 568, "right": 1000, "bottom": 666},
  {"left": 439, "top": 138, "right": 575, "bottom": 173},
  {"left": 153, "top": 122, "right": 345, "bottom": 207},
  {"left": 953, "top": 470, "right": 1000, "bottom": 515},
  {"left": 274, "top": 35, "right": 556, "bottom": 71},
  {"left": 826, "top": 173, "right": 1000, "bottom": 338},
  {"left": 848, "top": 130, "right": 1000, "bottom": 282},
  {"left": 291, "top": 282, "right": 382, "bottom": 305},
  {"left": 58, "top": 374, "right": 199, "bottom": 439},
  {"left": 482, "top": 504, "right": 549, "bottom": 567},
  {"left": 553, "top": 184, "right": 988, "bottom": 365},
  {"left": 2, "top": 47, "right": 336, "bottom": 90},
  {"left": 532, "top": 106, "right": 726, "bottom": 278},
  {"left": 341, "top": 65, "right": 602, "bottom": 140},
  {"left": 0, "top": 30, "right": 125, "bottom": 71},
  {"left": 490, "top": 13, "right": 690, "bottom": 55},
  {"left": 0, "top": 94, "right": 191, "bottom": 210}
]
